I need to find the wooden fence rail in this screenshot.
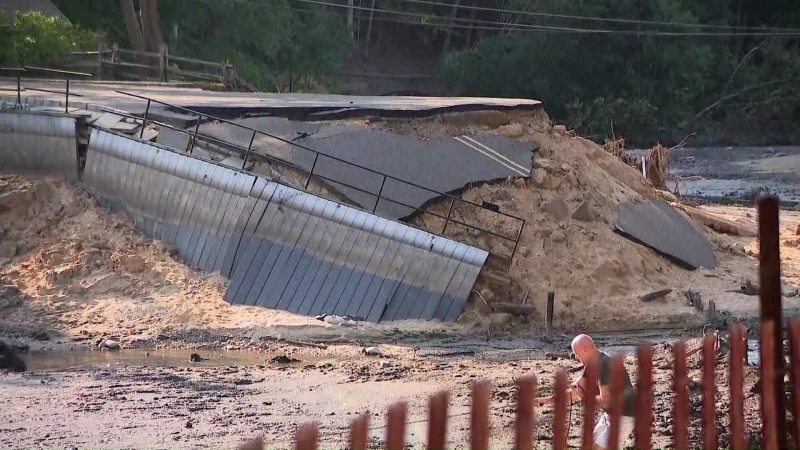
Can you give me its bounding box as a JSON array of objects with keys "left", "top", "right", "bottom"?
[
  {"left": 67, "top": 44, "right": 254, "bottom": 91},
  {"left": 237, "top": 194, "right": 796, "bottom": 450}
]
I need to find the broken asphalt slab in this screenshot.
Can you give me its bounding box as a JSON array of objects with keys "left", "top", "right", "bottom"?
[
  {"left": 200, "top": 120, "right": 534, "bottom": 220},
  {"left": 615, "top": 199, "right": 716, "bottom": 270}
]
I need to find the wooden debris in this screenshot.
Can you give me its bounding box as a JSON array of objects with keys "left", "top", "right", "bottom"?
[
  {"left": 683, "top": 289, "right": 704, "bottom": 312},
  {"left": 675, "top": 204, "right": 757, "bottom": 237},
  {"left": 639, "top": 288, "right": 672, "bottom": 302},
  {"left": 492, "top": 303, "right": 537, "bottom": 316}
]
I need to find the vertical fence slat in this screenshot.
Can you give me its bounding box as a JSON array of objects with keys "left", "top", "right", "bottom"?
[
  {"left": 702, "top": 333, "right": 718, "bottom": 450},
  {"left": 553, "top": 370, "right": 568, "bottom": 450},
  {"left": 295, "top": 423, "right": 318, "bottom": 450},
  {"left": 581, "top": 358, "right": 598, "bottom": 450},
  {"left": 729, "top": 323, "right": 746, "bottom": 450},
  {"left": 790, "top": 319, "right": 800, "bottom": 450},
  {"left": 758, "top": 194, "right": 787, "bottom": 448},
  {"left": 635, "top": 343, "right": 654, "bottom": 450},
  {"left": 673, "top": 340, "right": 689, "bottom": 450},
  {"left": 470, "top": 381, "right": 491, "bottom": 450},
  {"left": 761, "top": 321, "right": 779, "bottom": 450},
  {"left": 350, "top": 412, "right": 369, "bottom": 450},
  {"left": 515, "top": 376, "right": 536, "bottom": 450},
  {"left": 386, "top": 402, "right": 408, "bottom": 450},
  {"left": 606, "top": 354, "right": 625, "bottom": 450},
  {"left": 428, "top": 391, "right": 448, "bottom": 450}
]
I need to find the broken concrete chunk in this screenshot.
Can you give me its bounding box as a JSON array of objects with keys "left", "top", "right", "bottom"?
[
  {"left": 549, "top": 229, "right": 566, "bottom": 243},
  {"left": 362, "top": 346, "right": 381, "bottom": 356}
]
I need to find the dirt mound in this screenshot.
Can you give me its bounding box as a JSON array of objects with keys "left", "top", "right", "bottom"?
[
  {"left": 0, "top": 176, "right": 231, "bottom": 343},
  {"left": 363, "top": 109, "right": 778, "bottom": 331}
]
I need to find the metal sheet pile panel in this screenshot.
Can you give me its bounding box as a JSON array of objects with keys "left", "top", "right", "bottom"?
[
  {"left": 223, "top": 181, "right": 489, "bottom": 323},
  {"left": 84, "top": 128, "right": 255, "bottom": 272},
  {"left": 0, "top": 111, "right": 79, "bottom": 182}
]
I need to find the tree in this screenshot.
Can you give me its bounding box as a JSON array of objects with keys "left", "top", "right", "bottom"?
[{"left": 118, "top": 0, "right": 163, "bottom": 53}]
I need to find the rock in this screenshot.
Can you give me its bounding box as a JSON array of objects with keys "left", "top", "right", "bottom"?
[
  {"left": 269, "top": 355, "right": 300, "bottom": 364},
  {"left": 549, "top": 230, "right": 566, "bottom": 243},
  {"left": 530, "top": 168, "right": 549, "bottom": 189},
  {"left": 0, "top": 341, "right": 26, "bottom": 372},
  {"left": 362, "top": 346, "right": 381, "bottom": 356},
  {"left": 185, "top": 421, "right": 193, "bottom": 429},
  {"left": 119, "top": 255, "right": 145, "bottom": 273},
  {"left": 565, "top": 171, "right": 578, "bottom": 187},
  {"left": 488, "top": 312, "right": 515, "bottom": 329},
  {"left": 513, "top": 178, "right": 527, "bottom": 189},
  {"left": 479, "top": 288, "right": 495, "bottom": 303},
  {"left": 729, "top": 242, "right": 746, "bottom": 255},
  {"left": 497, "top": 123, "right": 526, "bottom": 138},
  {"left": 0, "top": 241, "right": 17, "bottom": 259},
  {"left": 324, "top": 315, "right": 345, "bottom": 325},
  {"left": 542, "top": 198, "right": 569, "bottom": 222},
  {"left": 379, "top": 361, "right": 392, "bottom": 369},
  {"left": 101, "top": 339, "right": 121, "bottom": 350},
  {"left": 561, "top": 163, "right": 573, "bottom": 172},
  {"left": 552, "top": 124, "right": 567, "bottom": 136},
  {"left": 571, "top": 201, "right": 596, "bottom": 222},
  {"left": 190, "top": 353, "right": 205, "bottom": 363}
]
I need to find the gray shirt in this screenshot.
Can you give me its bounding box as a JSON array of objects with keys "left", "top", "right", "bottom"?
[{"left": 596, "top": 352, "right": 636, "bottom": 417}]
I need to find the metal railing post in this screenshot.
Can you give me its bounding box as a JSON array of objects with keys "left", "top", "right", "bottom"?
[
  {"left": 510, "top": 220, "right": 526, "bottom": 262},
  {"left": 65, "top": 79, "right": 69, "bottom": 113},
  {"left": 373, "top": 176, "right": 387, "bottom": 213},
  {"left": 16, "top": 74, "right": 21, "bottom": 105},
  {"left": 304, "top": 153, "right": 320, "bottom": 189},
  {"left": 140, "top": 99, "right": 151, "bottom": 138},
  {"left": 242, "top": 130, "right": 256, "bottom": 169},
  {"left": 190, "top": 116, "right": 201, "bottom": 154},
  {"left": 441, "top": 198, "right": 456, "bottom": 234}
]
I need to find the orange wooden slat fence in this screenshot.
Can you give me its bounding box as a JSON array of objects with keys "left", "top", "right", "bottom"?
[{"left": 239, "top": 195, "right": 797, "bottom": 450}]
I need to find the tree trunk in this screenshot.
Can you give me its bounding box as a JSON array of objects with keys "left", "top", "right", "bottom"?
[
  {"left": 441, "top": 0, "right": 462, "bottom": 54},
  {"left": 362, "top": 0, "right": 376, "bottom": 61},
  {"left": 140, "top": 0, "right": 164, "bottom": 53},
  {"left": 120, "top": 0, "right": 146, "bottom": 53}
]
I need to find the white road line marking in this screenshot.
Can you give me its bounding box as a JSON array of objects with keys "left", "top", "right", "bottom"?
[
  {"left": 460, "top": 135, "right": 530, "bottom": 174},
  {"left": 453, "top": 136, "right": 528, "bottom": 177}
]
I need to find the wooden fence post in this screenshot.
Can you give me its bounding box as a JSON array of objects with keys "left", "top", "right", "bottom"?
[
  {"left": 111, "top": 43, "right": 119, "bottom": 80},
  {"left": 97, "top": 44, "right": 104, "bottom": 79},
  {"left": 545, "top": 292, "right": 555, "bottom": 342},
  {"left": 159, "top": 43, "right": 168, "bottom": 82}
]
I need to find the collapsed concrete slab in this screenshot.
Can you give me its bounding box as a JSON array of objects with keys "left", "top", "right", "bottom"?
[{"left": 615, "top": 199, "right": 716, "bottom": 270}]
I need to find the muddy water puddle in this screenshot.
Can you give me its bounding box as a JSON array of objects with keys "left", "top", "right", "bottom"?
[{"left": 21, "top": 348, "right": 331, "bottom": 371}]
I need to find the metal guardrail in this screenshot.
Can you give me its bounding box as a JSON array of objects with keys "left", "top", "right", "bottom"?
[
  {"left": 0, "top": 72, "right": 526, "bottom": 263},
  {"left": 119, "top": 91, "right": 527, "bottom": 263},
  {"left": 0, "top": 66, "right": 92, "bottom": 112}
]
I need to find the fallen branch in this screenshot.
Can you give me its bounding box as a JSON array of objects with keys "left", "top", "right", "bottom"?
[
  {"left": 675, "top": 204, "right": 757, "bottom": 237},
  {"left": 639, "top": 289, "right": 672, "bottom": 302},
  {"left": 491, "top": 303, "right": 537, "bottom": 316}
]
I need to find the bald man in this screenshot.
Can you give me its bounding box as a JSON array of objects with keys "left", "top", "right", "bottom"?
[{"left": 535, "top": 334, "right": 636, "bottom": 449}]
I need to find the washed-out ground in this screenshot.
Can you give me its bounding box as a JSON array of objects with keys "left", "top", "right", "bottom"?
[{"left": 2, "top": 109, "right": 800, "bottom": 447}]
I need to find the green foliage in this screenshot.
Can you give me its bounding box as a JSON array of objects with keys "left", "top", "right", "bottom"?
[
  {"left": 441, "top": 0, "right": 800, "bottom": 145},
  {"left": 54, "top": 0, "right": 349, "bottom": 92},
  {"left": 0, "top": 12, "right": 100, "bottom": 66}
]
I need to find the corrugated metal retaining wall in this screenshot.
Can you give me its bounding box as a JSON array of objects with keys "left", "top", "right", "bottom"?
[
  {"left": 24, "top": 122, "right": 488, "bottom": 323},
  {"left": 222, "top": 178, "right": 488, "bottom": 322},
  {"left": 84, "top": 128, "right": 254, "bottom": 273},
  {"left": 0, "top": 110, "right": 79, "bottom": 182}
]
